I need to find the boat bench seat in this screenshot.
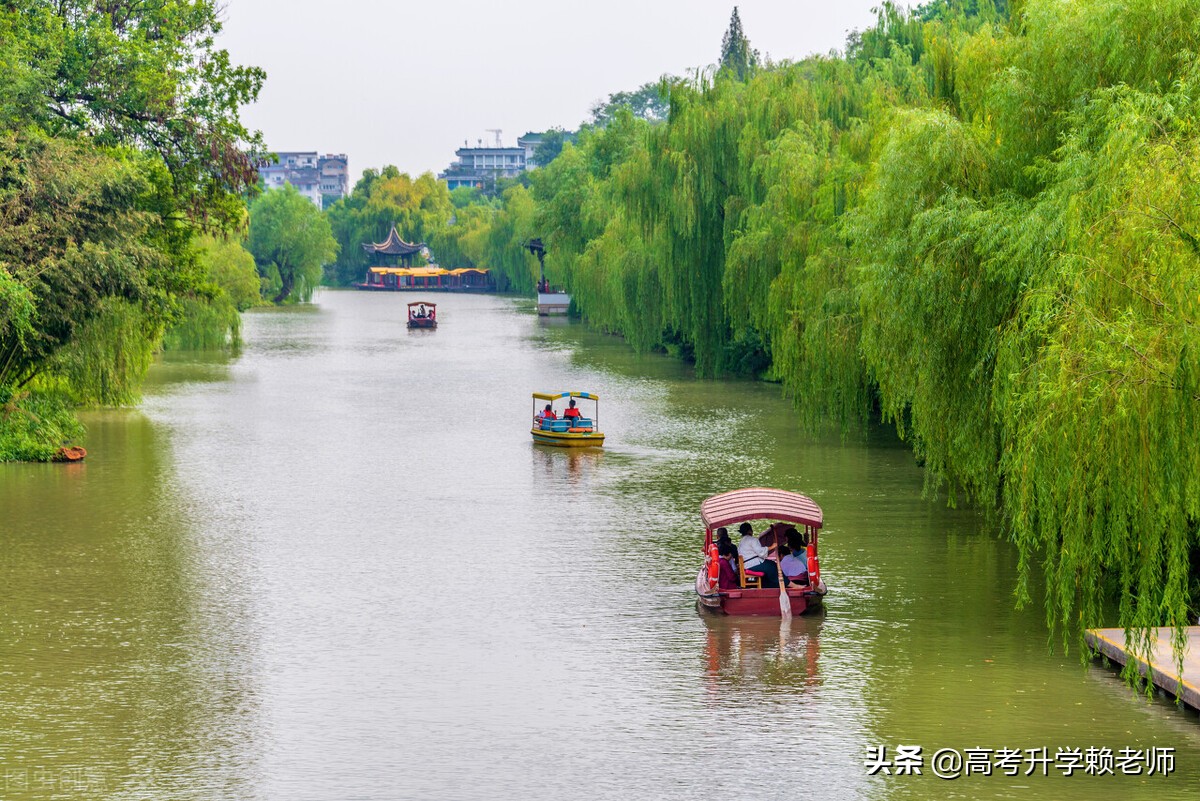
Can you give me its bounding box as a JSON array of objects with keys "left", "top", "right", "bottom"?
[{"left": 738, "top": 556, "right": 764, "bottom": 589}]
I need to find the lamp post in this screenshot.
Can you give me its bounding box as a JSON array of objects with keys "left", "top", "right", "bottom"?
[{"left": 525, "top": 238, "right": 546, "bottom": 292}]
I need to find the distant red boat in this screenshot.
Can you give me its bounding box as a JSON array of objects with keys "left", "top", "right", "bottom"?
[
  {"left": 407, "top": 301, "right": 437, "bottom": 329},
  {"left": 695, "top": 488, "right": 827, "bottom": 616}
]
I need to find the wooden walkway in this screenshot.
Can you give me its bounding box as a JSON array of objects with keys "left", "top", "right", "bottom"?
[{"left": 1085, "top": 627, "right": 1200, "bottom": 709}]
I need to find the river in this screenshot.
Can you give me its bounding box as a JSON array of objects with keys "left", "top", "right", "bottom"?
[{"left": 2, "top": 290, "right": 1198, "bottom": 800}]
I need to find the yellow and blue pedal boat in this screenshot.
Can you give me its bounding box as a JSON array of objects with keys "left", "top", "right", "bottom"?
[{"left": 530, "top": 391, "right": 605, "bottom": 448}]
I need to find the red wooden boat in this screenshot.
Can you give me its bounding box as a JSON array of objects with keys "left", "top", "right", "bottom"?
[
  {"left": 407, "top": 301, "right": 437, "bottom": 329},
  {"left": 695, "top": 488, "right": 828, "bottom": 616}
]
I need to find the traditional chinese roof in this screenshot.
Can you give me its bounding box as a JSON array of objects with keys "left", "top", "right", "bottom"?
[{"left": 362, "top": 226, "right": 425, "bottom": 256}]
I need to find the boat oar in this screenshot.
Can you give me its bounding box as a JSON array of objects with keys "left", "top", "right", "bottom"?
[{"left": 773, "top": 545, "right": 792, "bottom": 621}]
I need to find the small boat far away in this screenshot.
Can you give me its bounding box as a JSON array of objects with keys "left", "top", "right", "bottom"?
[
  {"left": 696, "top": 488, "right": 828, "bottom": 616},
  {"left": 530, "top": 391, "right": 604, "bottom": 447},
  {"left": 407, "top": 301, "right": 437, "bottom": 329}
]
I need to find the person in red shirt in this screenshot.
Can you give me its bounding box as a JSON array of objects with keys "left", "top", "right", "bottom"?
[
  {"left": 562, "top": 399, "right": 582, "bottom": 423},
  {"left": 716, "top": 541, "right": 740, "bottom": 589},
  {"left": 538, "top": 404, "right": 556, "bottom": 421}
]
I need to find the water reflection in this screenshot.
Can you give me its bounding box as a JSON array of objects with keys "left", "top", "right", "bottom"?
[
  {"left": 0, "top": 411, "right": 261, "bottom": 800},
  {"left": 530, "top": 444, "right": 604, "bottom": 490},
  {"left": 701, "top": 613, "right": 823, "bottom": 695}
]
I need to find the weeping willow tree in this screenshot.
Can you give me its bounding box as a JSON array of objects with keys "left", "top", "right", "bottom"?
[
  {"left": 995, "top": 66, "right": 1200, "bottom": 660},
  {"left": 473, "top": 185, "right": 541, "bottom": 293},
  {"left": 50, "top": 298, "right": 161, "bottom": 406},
  {"left": 452, "top": 0, "right": 1200, "bottom": 660},
  {"left": 163, "top": 235, "right": 261, "bottom": 351}
]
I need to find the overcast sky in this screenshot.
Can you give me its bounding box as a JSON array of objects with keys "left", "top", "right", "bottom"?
[{"left": 216, "top": 1, "right": 889, "bottom": 179}]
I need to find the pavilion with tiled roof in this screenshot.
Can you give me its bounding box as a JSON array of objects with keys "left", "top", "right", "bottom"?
[
  {"left": 356, "top": 225, "right": 493, "bottom": 292},
  {"left": 362, "top": 226, "right": 427, "bottom": 267}
]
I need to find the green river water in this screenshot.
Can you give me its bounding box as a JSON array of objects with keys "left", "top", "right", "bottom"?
[{"left": 2, "top": 290, "right": 1198, "bottom": 800}]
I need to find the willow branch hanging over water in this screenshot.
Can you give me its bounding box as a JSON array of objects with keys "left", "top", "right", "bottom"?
[{"left": 461, "top": 0, "right": 1200, "bottom": 660}]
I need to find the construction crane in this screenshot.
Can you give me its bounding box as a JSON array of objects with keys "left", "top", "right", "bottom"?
[{"left": 486, "top": 129, "right": 503, "bottom": 147}]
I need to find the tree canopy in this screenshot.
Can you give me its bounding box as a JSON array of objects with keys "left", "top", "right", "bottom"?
[
  {"left": 323, "top": 169, "right": 452, "bottom": 286},
  {"left": 719, "top": 7, "right": 758, "bottom": 81},
  {"left": 589, "top": 82, "right": 671, "bottom": 126},
  {"left": 249, "top": 187, "right": 338, "bottom": 303},
  {"left": 462, "top": 0, "right": 1200, "bottom": 664},
  {"left": 1, "top": 0, "right": 263, "bottom": 452}
]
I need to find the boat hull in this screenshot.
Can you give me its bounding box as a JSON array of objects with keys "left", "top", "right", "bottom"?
[
  {"left": 696, "top": 568, "right": 824, "bottom": 616},
  {"left": 530, "top": 428, "right": 605, "bottom": 448},
  {"left": 537, "top": 292, "right": 570, "bottom": 316},
  {"left": 407, "top": 319, "right": 437, "bottom": 329}
]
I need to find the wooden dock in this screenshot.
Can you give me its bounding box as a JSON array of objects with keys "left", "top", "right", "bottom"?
[{"left": 1085, "top": 627, "right": 1200, "bottom": 709}]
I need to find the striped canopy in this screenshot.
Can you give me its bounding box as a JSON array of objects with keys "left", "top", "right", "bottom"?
[
  {"left": 700, "top": 488, "right": 823, "bottom": 530},
  {"left": 531, "top": 391, "right": 598, "bottom": 401}
]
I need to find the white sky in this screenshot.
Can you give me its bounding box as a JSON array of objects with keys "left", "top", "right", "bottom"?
[{"left": 216, "top": 1, "right": 887, "bottom": 178}]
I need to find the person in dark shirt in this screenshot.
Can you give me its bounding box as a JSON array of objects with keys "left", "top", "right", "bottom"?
[{"left": 716, "top": 541, "right": 740, "bottom": 590}]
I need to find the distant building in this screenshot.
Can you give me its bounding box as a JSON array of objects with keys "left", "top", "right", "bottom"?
[
  {"left": 318, "top": 154, "right": 350, "bottom": 207},
  {"left": 517, "top": 132, "right": 543, "bottom": 166},
  {"left": 259, "top": 151, "right": 350, "bottom": 209},
  {"left": 438, "top": 141, "right": 527, "bottom": 190}
]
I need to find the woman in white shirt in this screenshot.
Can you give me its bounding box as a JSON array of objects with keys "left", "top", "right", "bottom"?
[{"left": 736, "top": 521, "right": 779, "bottom": 588}]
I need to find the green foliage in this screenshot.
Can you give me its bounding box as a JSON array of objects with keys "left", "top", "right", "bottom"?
[
  {"left": 456, "top": 0, "right": 1200, "bottom": 660},
  {"left": 323, "top": 169, "right": 452, "bottom": 285},
  {"left": 532, "top": 128, "right": 570, "bottom": 167},
  {"left": 478, "top": 186, "right": 540, "bottom": 293},
  {"left": 201, "top": 235, "right": 261, "bottom": 312},
  {"left": 450, "top": 186, "right": 483, "bottom": 209},
  {"left": 0, "top": 0, "right": 264, "bottom": 227},
  {"left": 249, "top": 186, "right": 338, "bottom": 303},
  {"left": 0, "top": 0, "right": 262, "bottom": 451},
  {"left": 0, "top": 386, "right": 84, "bottom": 462},
  {"left": 163, "top": 235, "right": 259, "bottom": 350},
  {"left": 589, "top": 81, "right": 671, "bottom": 126},
  {"left": 719, "top": 7, "right": 759, "bottom": 81},
  {"left": 0, "top": 133, "right": 177, "bottom": 389},
  {"left": 51, "top": 298, "right": 159, "bottom": 406}
]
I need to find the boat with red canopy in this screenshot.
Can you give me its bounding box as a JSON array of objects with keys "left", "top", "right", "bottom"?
[
  {"left": 407, "top": 301, "right": 437, "bottom": 329},
  {"left": 695, "top": 488, "right": 827, "bottom": 616}
]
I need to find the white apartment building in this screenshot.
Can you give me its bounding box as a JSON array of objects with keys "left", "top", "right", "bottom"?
[{"left": 259, "top": 152, "right": 350, "bottom": 208}]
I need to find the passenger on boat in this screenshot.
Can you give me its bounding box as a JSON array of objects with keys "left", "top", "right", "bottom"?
[
  {"left": 781, "top": 528, "right": 809, "bottom": 586},
  {"left": 737, "top": 522, "right": 779, "bottom": 588},
  {"left": 417, "top": 305, "right": 427, "bottom": 318},
  {"left": 563, "top": 399, "right": 582, "bottom": 422},
  {"left": 715, "top": 527, "right": 733, "bottom": 552},
  {"left": 716, "top": 540, "right": 740, "bottom": 590},
  {"left": 538, "top": 404, "right": 557, "bottom": 421}
]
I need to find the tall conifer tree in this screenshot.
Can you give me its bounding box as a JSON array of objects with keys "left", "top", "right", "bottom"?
[{"left": 719, "top": 7, "right": 757, "bottom": 80}]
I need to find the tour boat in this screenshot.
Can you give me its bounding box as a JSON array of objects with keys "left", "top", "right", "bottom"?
[
  {"left": 537, "top": 290, "right": 570, "bottom": 316},
  {"left": 407, "top": 301, "right": 437, "bottom": 329},
  {"left": 530, "top": 391, "right": 604, "bottom": 447},
  {"left": 695, "top": 488, "right": 827, "bottom": 616}
]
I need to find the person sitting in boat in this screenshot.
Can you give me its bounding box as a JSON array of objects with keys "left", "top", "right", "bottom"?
[
  {"left": 416, "top": 305, "right": 427, "bottom": 318},
  {"left": 537, "top": 404, "right": 557, "bottom": 422},
  {"left": 780, "top": 528, "right": 809, "bottom": 586},
  {"left": 737, "top": 522, "right": 779, "bottom": 588},
  {"left": 716, "top": 540, "right": 740, "bottom": 590},
  {"left": 563, "top": 399, "right": 582, "bottom": 423},
  {"left": 714, "top": 527, "right": 733, "bottom": 552}
]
